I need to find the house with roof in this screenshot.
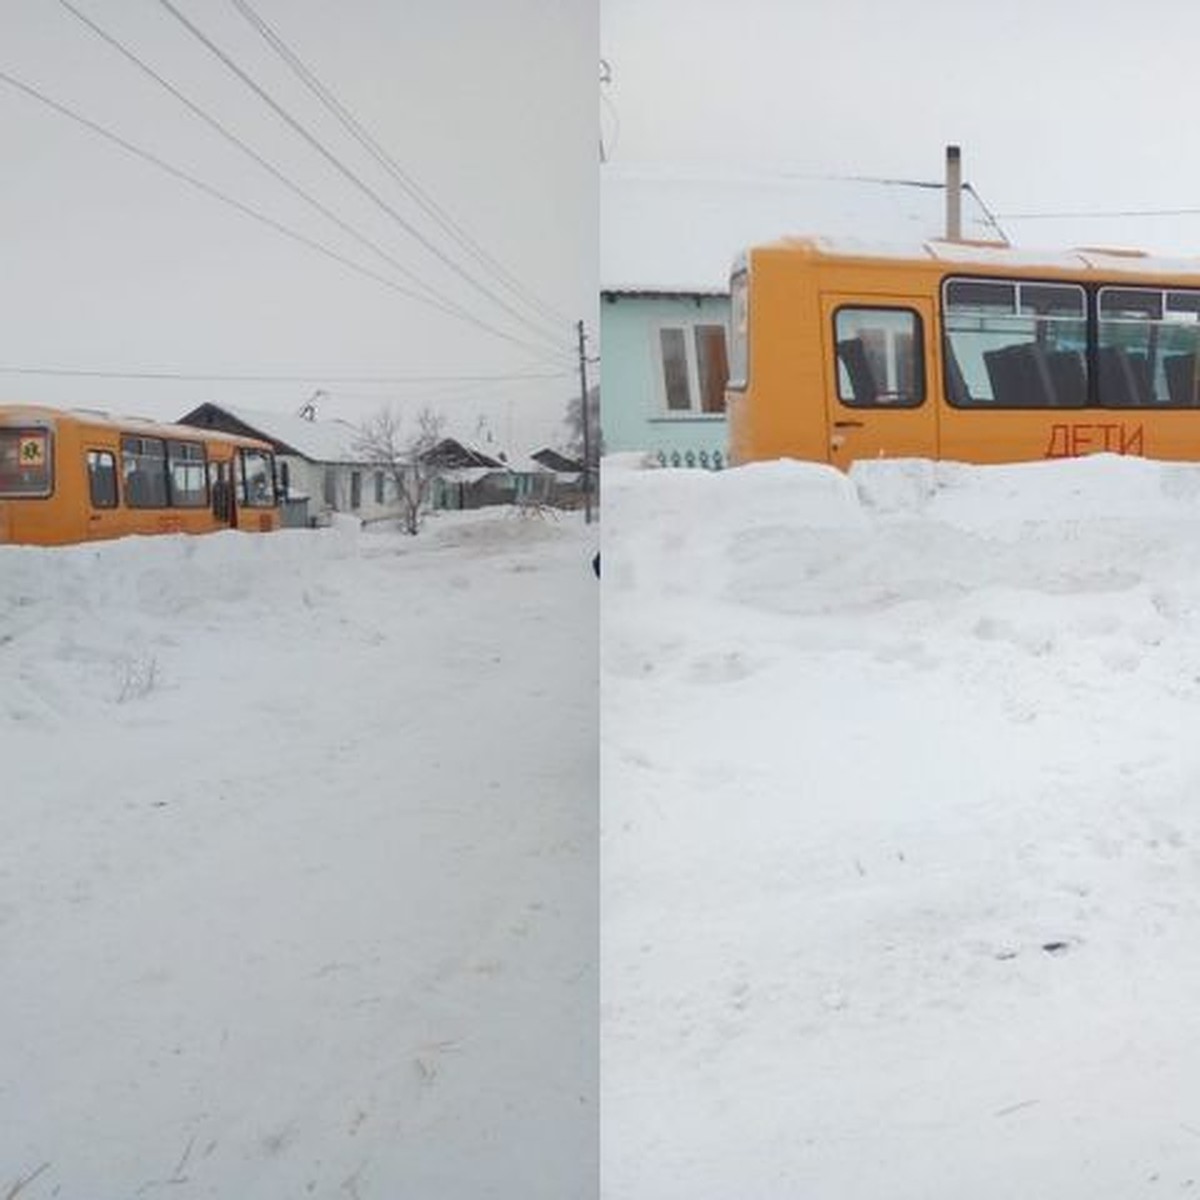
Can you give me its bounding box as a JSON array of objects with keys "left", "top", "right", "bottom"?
[
  {"left": 179, "top": 401, "right": 416, "bottom": 527},
  {"left": 180, "top": 402, "right": 578, "bottom": 524},
  {"left": 530, "top": 447, "right": 585, "bottom": 507},
  {"left": 426, "top": 439, "right": 586, "bottom": 510},
  {"left": 600, "top": 161, "right": 1004, "bottom": 468}
]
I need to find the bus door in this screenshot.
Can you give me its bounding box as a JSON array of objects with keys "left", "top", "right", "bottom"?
[
  {"left": 821, "top": 295, "right": 938, "bottom": 469},
  {"left": 210, "top": 460, "right": 234, "bottom": 527},
  {"left": 84, "top": 446, "right": 123, "bottom": 540}
]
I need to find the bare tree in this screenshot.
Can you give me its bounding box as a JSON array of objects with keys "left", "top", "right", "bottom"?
[
  {"left": 563, "top": 383, "right": 602, "bottom": 468},
  {"left": 564, "top": 382, "right": 601, "bottom": 505},
  {"left": 353, "top": 406, "right": 446, "bottom": 535}
]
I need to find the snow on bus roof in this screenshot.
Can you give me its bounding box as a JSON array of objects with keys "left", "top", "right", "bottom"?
[
  {"left": 774, "top": 235, "right": 1200, "bottom": 279},
  {"left": 0, "top": 404, "right": 271, "bottom": 446}
]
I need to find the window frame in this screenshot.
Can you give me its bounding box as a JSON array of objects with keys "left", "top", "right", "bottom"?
[
  {"left": 238, "top": 447, "right": 277, "bottom": 509},
  {"left": 166, "top": 439, "right": 209, "bottom": 508},
  {"left": 120, "top": 434, "right": 169, "bottom": 508},
  {"left": 0, "top": 427, "right": 54, "bottom": 498},
  {"left": 832, "top": 304, "right": 926, "bottom": 409},
  {"left": 940, "top": 274, "right": 1088, "bottom": 410},
  {"left": 86, "top": 448, "right": 118, "bottom": 509},
  {"left": 651, "top": 318, "right": 731, "bottom": 418},
  {"left": 1096, "top": 283, "right": 1200, "bottom": 409},
  {"left": 727, "top": 265, "right": 749, "bottom": 390}
]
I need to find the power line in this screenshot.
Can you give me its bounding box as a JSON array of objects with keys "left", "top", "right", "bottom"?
[
  {"left": 0, "top": 365, "right": 575, "bottom": 383},
  {"left": 600, "top": 58, "right": 619, "bottom": 164},
  {"left": 153, "top": 0, "right": 574, "bottom": 356},
  {"left": 997, "top": 206, "right": 1200, "bottom": 220},
  {"left": 53, "top": 0, "right": 575, "bottom": 366},
  {"left": 56, "top": 0, "right": 465, "bottom": 315},
  {"left": 963, "top": 183, "right": 1010, "bottom": 244},
  {"left": 0, "top": 68, "right": 575, "bottom": 367},
  {"left": 231, "top": 0, "right": 577, "bottom": 335}
]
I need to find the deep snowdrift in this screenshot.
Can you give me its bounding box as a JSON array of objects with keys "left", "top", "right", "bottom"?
[
  {"left": 603, "top": 454, "right": 1200, "bottom": 1199},
  {"left": 2, "top": 510, "right": 597, "bottom": 1199}
]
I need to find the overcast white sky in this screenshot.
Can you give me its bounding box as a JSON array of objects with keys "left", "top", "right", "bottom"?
[
  {"left": 600, "top": 0, "right": 1200, "bottom": 259},
  {"left": 0, "top": 0, "right": 595, "bottom": 452}
]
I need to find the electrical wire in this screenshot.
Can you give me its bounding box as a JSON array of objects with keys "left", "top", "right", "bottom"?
[
  {"left": 997, "top": 206, "right": 1200, "bottom": 219},
  {"left": 230, "top": 0, "right": 578, "bottom": 335},
  {"left": 963, "top": 183, "right": 1009, "bottom": 243},
  {"left": 0, "top": 365, "right": 575, "bottom": 383},
  {"left": 0, "top": 67, "right": 576, "bottom": 367},
  {"left": 153, "top": 0, "right": 574, "bottom": 356},
  {"left": 56, "top": 0, "right": 475, "bottom": 316},
  {"left": 599, "top": 57, "right": 619, "bottom": 165}
]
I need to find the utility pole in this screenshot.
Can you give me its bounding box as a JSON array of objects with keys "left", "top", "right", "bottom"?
[{"left": 577, "top": 318, "right": 594, "bottom": 525}]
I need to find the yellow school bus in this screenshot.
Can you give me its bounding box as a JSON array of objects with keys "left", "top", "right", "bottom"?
[
  {"left": 726, "top": 236, "right": 1200, "bottom": 469},
  {"left": 0, "top": 404, "right": 281, "bottom": 545}
]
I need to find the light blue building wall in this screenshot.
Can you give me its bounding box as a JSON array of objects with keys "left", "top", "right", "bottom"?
[{"left": 601, "top": 291, "right": 730, "bottom": 469}]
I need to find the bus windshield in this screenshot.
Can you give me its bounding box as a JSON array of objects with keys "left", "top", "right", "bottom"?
[
  {"left": 239, "top": 448, "right": 276, "bottom": 508},
  {"left": 0, "top": 428, "right": 52, "bottom": 497}
]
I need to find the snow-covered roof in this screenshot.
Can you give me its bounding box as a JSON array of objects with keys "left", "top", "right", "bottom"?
[
  {"left": 437, "top": 467, "right": 495, "bottom": 485},
  {"left": 494, "top": 453, "right": 556, "bottom": 475},
  {"left": 600, "top": 163, "right": 1003, "bottom": 295},
  {"left": 180, "top": 402, "right": 579, "bottom": 470},
  {"left": 181, "top": 403, "right": 369, "bottom": 463},
  {"left": 531, "top": 447, "right": 584, "bottom": 474}
]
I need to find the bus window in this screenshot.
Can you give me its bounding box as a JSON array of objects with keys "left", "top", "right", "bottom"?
[
  {"left": 834, "top": 307, "right": 923, "bottom": 407},
  {"left": 121, "top": 435, "right": 168, "bottom": 507},
  {"left": 1098, "top": 286, "right": 1200, "bottom": 408},
  {"left": 239, "top": 448, "right": 275, "bottom": 507},
  {"left": 87, "top": 450, "right": 118, "bottom": 508},
  {"left": 0, "top": 428, "right": 52, "bottom": 496},
  {"left": 943, "top": 278, "right": 1086, "bottom": 408},
  {"left": 167, "top": 440, "right": 207, "bottom": 507}
]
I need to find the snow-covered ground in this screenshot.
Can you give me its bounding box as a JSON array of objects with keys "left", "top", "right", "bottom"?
[
  {"left": 1, "top": 508, "right": 597, "bottom": 1199},
  {"left": 602, "top": 453, "right": 1200, "bottom": 1198}
]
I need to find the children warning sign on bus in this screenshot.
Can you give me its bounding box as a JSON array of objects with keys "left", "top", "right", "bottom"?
[{"left": 19, "top": 435, "right": 46, "bottom": 467}]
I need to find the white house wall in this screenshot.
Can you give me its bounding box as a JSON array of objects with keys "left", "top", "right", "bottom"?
[{"left": 281, "top": 456, "right": 409, "bottom": 525}]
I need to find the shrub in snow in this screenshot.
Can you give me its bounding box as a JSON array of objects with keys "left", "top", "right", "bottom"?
[{"left": 115, "top": 652, "right": 159, "bottom": 703}]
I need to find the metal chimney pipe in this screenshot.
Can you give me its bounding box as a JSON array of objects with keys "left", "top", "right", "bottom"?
[{"left": 945, "top": 144, "right": 962, "bottom": 241}]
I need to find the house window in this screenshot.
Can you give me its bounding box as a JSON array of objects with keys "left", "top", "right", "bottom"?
[
  {"left": 350, "top": 471, "right": 362, "bottom": 510},
  {"left": 695, "top": 325, "right": 729, "bottom": 413},
  {"left": 323, "top": 468, "right": 336, "bottom": 508},
  {"left": 655, "top": 322, "right": 729, "bottom": 414},
  {"left": 374, "top": 470, "right": 384, "bottom": 504}
]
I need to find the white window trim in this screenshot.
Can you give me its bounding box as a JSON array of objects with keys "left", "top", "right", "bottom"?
[{"left": 650, "top": 320, "right": 728, "bottom": 417}]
